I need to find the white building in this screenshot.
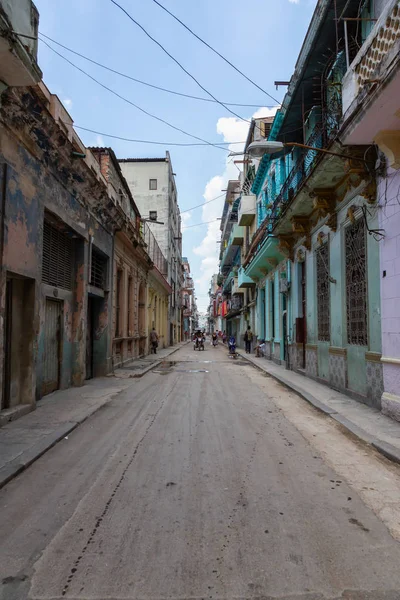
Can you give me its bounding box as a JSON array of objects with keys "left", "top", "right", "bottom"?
[{"left": 119, "top": 153, "right": 182, "bottom": 344}]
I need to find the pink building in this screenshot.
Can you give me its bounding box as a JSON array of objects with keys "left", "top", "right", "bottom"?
[{"left": 342, "top": 0, "right": 400, "bottom": 420}]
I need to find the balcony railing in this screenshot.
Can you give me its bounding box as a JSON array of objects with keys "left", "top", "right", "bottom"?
[
  {"left": 231, "top": 294, "right": 243, "bottom": 311},
  {"left": 141, "top": 223, "right": 168, "bottom": 277},
  {"left": 269, "top": 99, "right": 342, "bottom": 229}
]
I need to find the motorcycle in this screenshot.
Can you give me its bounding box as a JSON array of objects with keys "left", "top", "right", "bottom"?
[
  {"left": 228, "top": 337, "right": 237, "bottom": 358},
  {"left": 194, "top": 335, "right": 205, "bottom": 351}
]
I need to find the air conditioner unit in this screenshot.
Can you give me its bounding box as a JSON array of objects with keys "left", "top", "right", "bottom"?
[{"left": 279, "top": 278, "right": 290, "bottom": 293}]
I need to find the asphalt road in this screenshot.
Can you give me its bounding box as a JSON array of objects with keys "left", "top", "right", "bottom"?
[{"left": 1, "top": 343, "right": 400, "bottom": 600}]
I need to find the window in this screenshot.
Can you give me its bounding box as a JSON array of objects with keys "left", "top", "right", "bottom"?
[
  {"left": 149, "top": 210, "right": 158, "bottom": 221},
  {"left": 127, "top": 276, "right": 132, "bottom": 333},
  {"left": 316, "top": 243, "right": 330, "bottom": 342},
  {"left": 90, "top": 250, "right": 107, "bottom": 290},
  {"left": 42, "top": 220, "right": 73, "bottom": 290},
  {"left": 346, "top": 218, "right": 368, "bottom": 346},
  {"left": 149, "top": 179, "right": 157, "bottom": 190},
  {"left": 115, "top": 270, "right": 122, "bottom": 337}
]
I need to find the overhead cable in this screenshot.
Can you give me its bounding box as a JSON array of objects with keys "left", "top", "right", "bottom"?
[
  {"left": 39, "top": 38, "right": 229, "bottom": 152},
  {"left": 109, "top": 0, "right": 252, "bottom": 125},
  {"left": 39, "top": 32, "right": 266, "bottom": 109},
  {"left": 73, "top": 126, "right": 246, "bottom": 148},
  {"left": 182, "top": 218, "right": 220, "bottom": 229},
  {"left": 180, "top": 193, "right": 226, "bottom": 214},
  {"left": 150, "top": 0, "right": 281, "bottom": 105}
]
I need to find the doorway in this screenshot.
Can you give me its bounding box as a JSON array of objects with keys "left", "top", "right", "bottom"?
[
  {"left": 2, "top": 276, "right": 36, "bottom": 409},
  {"left": 282, "top": 293, "right": 287, "bottom": 362},
  {"left": 43, "top": 298, "right": 62, "bottom": 396},
  {"left": 86, "top": 297, "right": 94, "bottom": 380},
  {"left": 301, "top": 261, "right": 307, "bottom": 369},
  {"left": 2, "top": 280, "right": 13, "bottom": 410}
]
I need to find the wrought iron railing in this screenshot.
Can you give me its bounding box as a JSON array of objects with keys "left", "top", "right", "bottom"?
[
  {"left": 231, "top": 294, "right": 243, "bottom": 311},
  {"left": 241, "top": 165, "right": 256, "bottom": 195},
  {"left": 244, "top": 92, "right": 343, "bottom": 267},
  {"left": 141, "top": 223, "right": 168, "bottom": 277}
]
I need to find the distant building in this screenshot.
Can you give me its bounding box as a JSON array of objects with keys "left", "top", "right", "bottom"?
[
  {"left": 119, "top": 154, "right": 183, "bottom": 345},
  {"left": 181, "top": 257, "right": 197, "bottom": 338}
]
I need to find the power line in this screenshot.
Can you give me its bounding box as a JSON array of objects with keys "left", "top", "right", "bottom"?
[
  {"left": 39, "top": 32, "right": 266, "bottom": 109},
  {"left": 39, "top": 38, "right": 229, "bottom": 152},
  {"left": 73, "top": 125, "right": 246, "bottom": 148},
  {"left": 182, "top": 218, "right": 220, "bottom": 229},
  {"left": 180, "top": 193, "right": 225, "bottom": 214},
  {"left": 109, "top": 0, "right": 252, "bottom": 125},
  {"left": 150, "top": 0, "right": 281, "bottom": 105}
]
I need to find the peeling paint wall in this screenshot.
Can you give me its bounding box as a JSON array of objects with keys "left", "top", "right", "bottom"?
[{"left": 0, "top": 85, "right": 115, "bottom": 414}]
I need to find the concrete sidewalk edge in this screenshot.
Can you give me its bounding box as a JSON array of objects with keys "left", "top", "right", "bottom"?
[{"left": 238, "top": 351, "right": 400, "bottom": 467}]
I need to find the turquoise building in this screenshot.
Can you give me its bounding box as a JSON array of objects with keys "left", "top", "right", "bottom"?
[{"left": 232, "top": 0, "right": 384, "bottom": 408}]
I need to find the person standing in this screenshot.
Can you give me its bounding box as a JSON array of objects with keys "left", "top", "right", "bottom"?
[
  {"left": 150, "top": 327, "right": 159, "bottom": 354},
  {"left": 244, "top": 326, "right": 253, "bottom": 354}
]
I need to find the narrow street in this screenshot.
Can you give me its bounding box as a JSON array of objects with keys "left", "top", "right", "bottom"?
[{"left": 1, "top": 344, "right": 400, "bottom": 600}]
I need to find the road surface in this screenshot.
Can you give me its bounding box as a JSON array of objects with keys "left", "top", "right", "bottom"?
[{"left": 1, "top": 343, "right": 400, "bottom": 600}]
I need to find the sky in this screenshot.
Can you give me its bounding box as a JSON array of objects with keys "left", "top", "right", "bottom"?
[{"left": 34, "top": 0, "right": 318, "bottom": 312}]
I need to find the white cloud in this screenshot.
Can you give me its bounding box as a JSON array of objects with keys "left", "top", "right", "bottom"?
[
  {"left": 63, "top": 98, "right": 73, "bottom": 109},
  {"left": 95, "top": 134, "right": 105, "bottom": 147},
  {"left": 193, "top": 107, "right": 277, "bottom": 311},
  {"left": 289, "top": 0, "right": 300, "bottom": 3}
]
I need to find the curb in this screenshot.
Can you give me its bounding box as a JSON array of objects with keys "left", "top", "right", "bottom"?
[
  {"left": 0, "top": 386, "right": 130, "bottom": 491},
  {"left": 0, "top": 344, "right": 190, "bottom": 490},
  {"left": 238, "top": 351, "right": 400, "bottom": 467}
]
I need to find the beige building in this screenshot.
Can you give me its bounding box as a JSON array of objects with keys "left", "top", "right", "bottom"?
[{"left": 91, "top": 149, "right": 170, "bottom": 365}]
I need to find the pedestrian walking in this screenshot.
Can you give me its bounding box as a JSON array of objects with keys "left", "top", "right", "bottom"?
[
  {"left": 244, "top": 326, "right": 253, "bottom": 354},
  {"left": 150, "top": 327, "right": 159, "bottom": 354}
]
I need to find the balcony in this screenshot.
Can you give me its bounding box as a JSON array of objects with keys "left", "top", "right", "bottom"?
[
  {"left": 231, "top": 224, "right": 245, "bottom": 245},
  {"left": 245, "top": 235, "right": 285, "bottom": 281},
  {"left": 341, "top": 0, "right": 400, "bottom": 168},
  {"left": 0, "top": 0, "right": 42, "bottom": 86},
  {"left": 238, "top": 266, "right": 255, "bottom": 288},
  {"left": 238, "top": 194, "right": 256, "bottom": 226},
  {"left": 231, "top": 276, "right": 245, "bottom": 295}
]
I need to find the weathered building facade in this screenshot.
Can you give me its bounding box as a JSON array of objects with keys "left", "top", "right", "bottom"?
[
  {"left": 0, "top": 82, "right": 121, "bottom": 420},
  {"left": 214, "top": 0, "right": 400, "bottom": 418},
  {"left": 119, "top": 154, "right": 183, "bottom": 345},
  {"left": 242, "top": 0, "right": 383, "bottom": 408},
  {"left": 341, "top": 0, "right": 400, "bottom": 420},
  {"left": 90, "top": 148, "right": 162, "bottom": 365},
  {"left": 181, "top": 257, "right": 197, "bottom": 338}
]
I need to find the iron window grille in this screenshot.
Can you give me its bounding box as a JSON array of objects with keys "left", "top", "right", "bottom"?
[
  {"left": 42, "top": 220, "right": 73, "bottom": 291},
  {"left": 90, "top": 250, "right": 107, "bottom": 290},
  {"left": 316, "top": 242, "right": 330, "bottom": 342},
  {"left": 346, "top": 218, "right": 368, "bottom": 346}
]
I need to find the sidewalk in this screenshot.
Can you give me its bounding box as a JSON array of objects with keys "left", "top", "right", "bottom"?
[
  {"left": 238, "top": 350, "right": 400, "bottom": 466},
  {"left": 0, "top": 341, "right": 188, "bottom": 490}
]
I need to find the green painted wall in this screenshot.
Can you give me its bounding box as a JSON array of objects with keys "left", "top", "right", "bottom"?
[
  {"left": 274, "top": 270, "right": 281, "bottom": 342},
  {"left": 306, "top": 250, "right": 316, "bottom": 343}
]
